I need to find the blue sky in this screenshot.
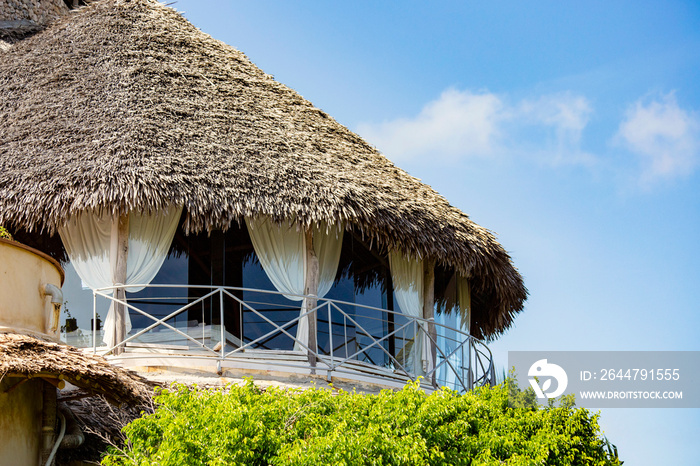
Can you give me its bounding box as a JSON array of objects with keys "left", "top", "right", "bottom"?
[{"left": 174, "top": 1, "right": 700, "bottom": 463}]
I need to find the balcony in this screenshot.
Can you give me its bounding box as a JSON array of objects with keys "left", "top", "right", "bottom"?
[{"left": 78, "top": 285, "right": 495, "bottom": 393}]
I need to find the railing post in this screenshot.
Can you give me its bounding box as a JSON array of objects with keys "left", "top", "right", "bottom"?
[
  {"left": 413, "top": 320, "right": 418, "bottom": 380},
  {"left": 402, "top": 323, "right": 407, "bottom": 373},
  {"left": 468, "top": 337, "right": 473, "bottom": 389},
  {"left": 92, "top": 291, "right": 97, "bottom": 354},
  {"left": 423, "top": 259, "right": 436, "bottom": 386},
  {"left": 460, "top": 342, "right": 465, "bottom": 391},
  {"left": 343, "top": 314, "right": 348, "bottom": 358},
  {"left": 328, "top": 302, "right": 333, "bottom": 364},
  {"left": 219, "top": 288, "right": 225, "bottom": 368}
]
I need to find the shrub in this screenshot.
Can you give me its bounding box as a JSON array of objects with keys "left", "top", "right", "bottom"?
[{"left": 102, "top": 379, "right": 621, "bottom": 466}]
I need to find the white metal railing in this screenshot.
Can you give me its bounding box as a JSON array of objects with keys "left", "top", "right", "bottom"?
[{"left": 91, "top": 285, "right": 495, "bottom": 392}]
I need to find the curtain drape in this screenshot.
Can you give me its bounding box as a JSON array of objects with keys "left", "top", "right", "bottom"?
[
  {"left": 125, "top": 208, "right": 183, "bottom": 292},
  {"left": 388, "top": 251, "right": 429, "bottom": 377},
  {"left": 457, "top": 275, "right": 471, "bottom": 335},
  {"left": 245, "top": 217, "right": 344, "bottom": 351},
  {"left": 245, "top": 216, "right": 306, "bottom": 301},
  {"left": 58, "top": 206, "right": 182, "bottom": 347}
]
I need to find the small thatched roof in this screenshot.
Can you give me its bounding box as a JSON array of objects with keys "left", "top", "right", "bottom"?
[
  {"left": 0, "top": 0, "right": 526, "bottom": 339},
  {"left": 0, "top": 332, "right": 152, "bottom": 405}
]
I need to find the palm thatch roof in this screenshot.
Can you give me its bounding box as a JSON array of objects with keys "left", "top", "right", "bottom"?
[
  {"left": 0, "top": 332, "right": 152, "bottom": 405},
  {"left": 0, "top": 0, "right": 526, "bottom": 339}
]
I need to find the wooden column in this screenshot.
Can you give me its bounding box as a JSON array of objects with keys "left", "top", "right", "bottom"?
[
  {"left": 304, "top": 228, "right": 319, "bottom": 372},
  {"left": 113, "top": 214, "right": 129, "bottom": 355},
  {"left": 423, "top": 259, "right": 436, "bottom": 385}
]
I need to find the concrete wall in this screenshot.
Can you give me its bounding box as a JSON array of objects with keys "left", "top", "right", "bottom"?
[
  {"left": 0, "top": 241, "right": 63, "bottom": 464},
  {"left": 0, "top": 377, "right": 43, "bottom": 466},
  {"left": 0, "top": 239, "right": 64, "bottom": 338},
  {"left": 0, "top": 0, "right": 69, "bottom": 25}
]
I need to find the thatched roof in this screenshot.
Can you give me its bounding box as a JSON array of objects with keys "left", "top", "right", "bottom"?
[
  {"left": 0, "top": 332, "right": 152, "bottom": 405},
  {"left": 0, "top": 0, "right": 526, "bottom": 339}
]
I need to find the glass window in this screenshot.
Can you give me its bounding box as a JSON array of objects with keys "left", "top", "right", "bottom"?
[
  {"left": 61, "top": 262, "right": 106, "bottom": 348},
  {"left": 322, "top": 234, "right": 396, "bottom": 367},
  {"left": 58, "top": 223, "right": 407, "bottom": 370},
  {"left": 434, "top": 267, "right": 469, "bottom": 390}
]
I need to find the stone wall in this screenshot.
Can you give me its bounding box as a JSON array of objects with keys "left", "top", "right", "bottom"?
[{"left": 0, "top": 0, "right": 70, "bottom": 26}]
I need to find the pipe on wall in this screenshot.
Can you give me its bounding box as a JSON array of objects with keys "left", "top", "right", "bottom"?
[
  {"left": 43, "top": 284, "right": 63, "bottom": 305},
  {"left": 40, "top": 382, "right": 57, "bottom": 465},
  {"left": 43, "top": 283, "right": 63, "bottom": 333},
  {"left": 58, "top": 404, "right": 84, "bottom": 450}
]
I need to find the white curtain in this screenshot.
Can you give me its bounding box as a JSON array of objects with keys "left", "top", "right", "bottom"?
[
  {"left": 314, "top": 223, "right": 345, "bottom": 298},
  {"left": 58, "top": 206, "right": 182, "bottom": 347},
  {"left": 245, "top": 216, "right": 306, "bottom": 301},
  {"left": 389, "top": 251, "right": 431, "bottom": 377},
  {"left": 457, "top": 275, "right": 471, "bottom": 335},
  {"left": 125, "top": 210, "right": 183, "bottom": 292},
  {"left": 245, "top": 217, "right": 344, "bottom": 351}
]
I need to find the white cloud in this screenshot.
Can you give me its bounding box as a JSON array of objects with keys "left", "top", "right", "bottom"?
[
  {"left": 355, "top": 88, "right": 593, "bottom": 165},
  {"left": 519, "top": 94, "right": 591, "bottom": 135},
  {"left": 356, "top": 89, "right": 504, "bottom": 161},
  {"left": 513, "top": 93, "right": 594, "bottom": 165},
  {"left": 518, "top": 93, "right": 592, "bottom": 148},
  {"left": 616, "top": 92, "right": 700, "bottom": 183}
]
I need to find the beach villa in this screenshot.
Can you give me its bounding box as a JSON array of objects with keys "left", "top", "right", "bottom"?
[{"left": 0, "top": 1, "right": 526, "bottom": 463}]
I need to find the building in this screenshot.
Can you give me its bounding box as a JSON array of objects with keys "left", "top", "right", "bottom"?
[{"left": 0, "top": 0, "right": 526, "bottom": 398}]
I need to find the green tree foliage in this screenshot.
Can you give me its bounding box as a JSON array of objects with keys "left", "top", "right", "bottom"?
[
  {"left": 0, "top": 226, "right": 12, "bottom": 240},
  {"left": 102, "top": 379, "right": 621, "bottom": 466}
]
